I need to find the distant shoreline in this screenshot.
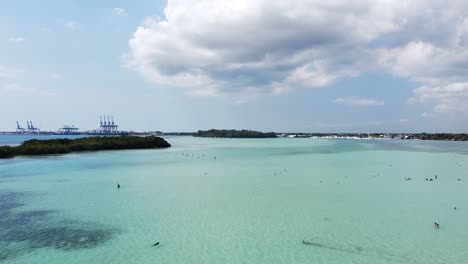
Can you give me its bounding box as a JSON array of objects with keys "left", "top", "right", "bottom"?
[
  {"left": 276, "top": 133, "right": 468, "bottom": 141},
  {"left": 193, "top": 129, "right": 276, "bottom": 138},
  {"left": 1, "top": 132, "right": 467, "bottom": 141}
]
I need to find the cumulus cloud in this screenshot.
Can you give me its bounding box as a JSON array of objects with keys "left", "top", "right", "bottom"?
[
  {"left": 373, "top": 1, "right": 468, "bottom": 113},
  {"left": 8, "top": 37, "right": 25, "bottom": 43},
  {"left": 124, "top": 0, "right": 468, "bottom": 110},
  {"left": 64, "top": 20, "right": 79, "bottom": 31},
  {"left": 334, "top": 97, "right": 384, "bottom": 106},
  {"left": 113, "top": 8, "right": 128, "bottom": 17},
  {"left": 411, "top": 83, "right": 468, "bottom": 113},
  {"left": 124, "top": 0, "right": 400, "bottom": 96}
]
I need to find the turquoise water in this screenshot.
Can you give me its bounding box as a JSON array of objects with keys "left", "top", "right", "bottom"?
[{"left": 1, "top": 136, "right": 467, "bottom": 264}]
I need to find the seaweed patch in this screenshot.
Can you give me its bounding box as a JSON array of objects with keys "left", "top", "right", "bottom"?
[{"left": 0, "top": 191, "right": 117, "bottom": 262}]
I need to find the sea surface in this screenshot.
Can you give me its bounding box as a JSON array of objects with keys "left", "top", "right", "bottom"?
[{"left": 1, "top": 135, "right": 467, "bottom": 264}]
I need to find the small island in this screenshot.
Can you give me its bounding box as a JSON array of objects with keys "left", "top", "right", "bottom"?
[
  {"left": 0, "top": 136, "right": 171, "bottom": 159},
  {"left": 193, "top": 129, "right": 277, "bottom": 138}
]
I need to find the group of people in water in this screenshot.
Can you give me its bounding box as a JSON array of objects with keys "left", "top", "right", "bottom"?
[
  {"left": 112, "top": 151, "right": 465, "bottom": 249},
  {"left": 181, "top": 151, "right": 217, "bottom": 161}
]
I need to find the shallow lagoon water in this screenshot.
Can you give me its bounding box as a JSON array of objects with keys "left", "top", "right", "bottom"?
[{"left": 1, "top": 136, "right": 467, "bottom": 264}]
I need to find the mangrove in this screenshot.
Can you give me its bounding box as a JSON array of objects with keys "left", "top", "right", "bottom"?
[
  {"left": 193, "top": 129, "right": 277, "bottom": 138},
  {"left": 0, "top": 136, "right": 171, "bottom": 159}
]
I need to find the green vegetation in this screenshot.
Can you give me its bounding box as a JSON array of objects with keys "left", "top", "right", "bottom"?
[
  {"left": 194, "top": 129, "right": 276, "bottom": 138},
  {"left": 0, "top": 146, "right": 16, "bottom": 158},
  {"left": 0, "top": 136, "right": 171, "bottom": 159},
  {"left": 404, "top": 133, "right": 468, "bottom": 141}
]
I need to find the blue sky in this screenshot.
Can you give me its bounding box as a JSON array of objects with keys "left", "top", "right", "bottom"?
[{"left": 1, "top": 0, "right": 468, "bottom": 133}]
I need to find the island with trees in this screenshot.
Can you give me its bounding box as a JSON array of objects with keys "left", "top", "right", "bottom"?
[
  {"left": 193, "top": 129, "right": 277, "bottom": 138},
  {"left": 400, "top": 133, "right": 468, "bottom": 141},
  {"left": 0, "top": 135, "right": 171, "bottom": 159}
]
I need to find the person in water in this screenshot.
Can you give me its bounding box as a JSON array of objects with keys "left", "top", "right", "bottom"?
[
  {"left": 117, "top": 183, "right": 120, "bottom": 189},
  {"left": 152, "top": 242, "right": 160, "bottom": 247},
  {"left": 434, "top": 222, "right": 439, "bottom": 228}
]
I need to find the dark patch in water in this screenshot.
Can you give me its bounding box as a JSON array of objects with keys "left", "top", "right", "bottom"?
[
  {"left": 302, "top": 239, "right": 421, "bottom": 264},
  {"left": 0, "top": 192, "right": 24, "bottom": 211},
  {"left": 0, "top": 249, "right": 17, "bottom": 262},
  {"left": 3, "top": 226, "right": 114, "bottom": 251},
  {"left": 0, "top": 191, "right": 117, "bottom": 262}
]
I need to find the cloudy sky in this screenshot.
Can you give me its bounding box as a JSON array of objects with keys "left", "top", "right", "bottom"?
[{"left": 1, "top": 0, "right": 468, "bottom": 133}]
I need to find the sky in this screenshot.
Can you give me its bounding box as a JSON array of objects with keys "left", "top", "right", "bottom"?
[{"left": 1, "top": 0, "right": 468, "bottom": 133}]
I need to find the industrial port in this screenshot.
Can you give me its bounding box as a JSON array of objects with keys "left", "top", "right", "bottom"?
[{"left": 3, "top": 115, "right": 133, "bottom": 136}]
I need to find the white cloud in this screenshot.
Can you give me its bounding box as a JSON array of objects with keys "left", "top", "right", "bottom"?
[
  {"left": 124, "top": 0, "right": 400, "bottom": 96},
  {"left": 373, "top": 1, "right": 468, "bottom": 113},
  {"left": 411, "top": 83, "right": 468, "bottom": 113},
  {"left": 8, "top": 37, "right": 25, "bottom": 43},
  {"left": 113, "top": 8, "right": 128, "bottom": 17},
  {"left": 377, "top": 40, "right": 468, "bottom": 85},
  {"left": 334, "top": 97, "right": 384, "bottom": 106},
  {"left": 64, "top": 20, "right": 79, "bottom": 30},
  {"left": 124, "top": 0, "right": 468, "bottom": 105}
]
